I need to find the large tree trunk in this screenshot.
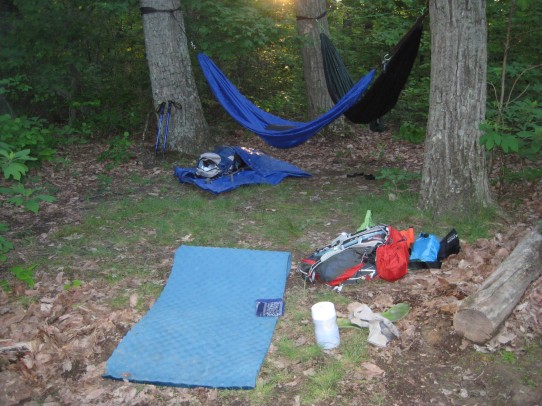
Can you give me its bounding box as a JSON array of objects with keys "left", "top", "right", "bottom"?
[
  {"left": 419, "top": 1, "right": 495, "bottom": 216},
  {"left": 140, "top": 0, "right": 210, "bottom": 154},
  {"left": 295, "top": 0, "right": 341, "bottom": 125}
]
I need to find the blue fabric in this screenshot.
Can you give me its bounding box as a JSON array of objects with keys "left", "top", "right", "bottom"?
[
  {"left": 174, "top": 146, "right": 311, "bottom": 194},
  {"left": 103, "top": 245, "right": 291, "bottom": 389},
  {"left": 410, "top": 234, "right": 440, "bottom": 262},
  {"left": 198, "top": 53, "right": 375, "bottom": 148}
]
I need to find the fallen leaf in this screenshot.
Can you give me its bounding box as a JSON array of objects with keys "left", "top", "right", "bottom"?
[{"left": 359, "top": 362, "right": 385, "bottom": 379}]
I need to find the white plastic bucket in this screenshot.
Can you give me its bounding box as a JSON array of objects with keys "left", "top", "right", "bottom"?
[{"left": 311, "top": 302, "right": 340, "bottom": 349}]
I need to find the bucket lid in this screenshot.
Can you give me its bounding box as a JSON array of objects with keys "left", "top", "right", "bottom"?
[{"left": 311, "top": 301, "right": 336, "bottom": 321}]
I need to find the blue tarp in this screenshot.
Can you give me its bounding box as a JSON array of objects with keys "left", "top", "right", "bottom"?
[
  {"left": 103, "top": 245, "right": 291, "bottom": 389},
  {"left": 198, "top": 53, "right": 375, "bottom": 148},
  {"left": 174, "top": 146, "right": 311, "bottom": 194}
]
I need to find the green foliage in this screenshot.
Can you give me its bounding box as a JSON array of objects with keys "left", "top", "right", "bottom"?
[
  {"left": 376, "top": 168, "right": 421, "bottom": 192},
  {"left": 0, "top": 139, "right": 56, "bottom": 267},
  {"left": 482, "top": 100, "right": 542, "bottom": 160},
  {"left": 1, "top": 0, "right": 148, "bottom": 134},
  {"left": 483, "top": 1, "right": 542, "bottom": 178},
  {"left": 0, "top": 142, "right": 56, "bottom": 213},
  {"left": 9, "top": 264, "right": 37, "bottom": 290},
  {"left": 480, "top": 121, "right": 519, "bottom": 153},
  {"left": 0, "top": 223, "right": 14, "bottom": 263},
  {"left": 503, "top": 167, "right": 542, "bottom": 183},
  {"left": 184, "top": 0, "right": 284, "bottom": 59},
  {"left": 184, "top": 0, "right": 307, "bottom": 120},
  {"left": 98, "top": 132, "right": 134, "bottom": 169},
  {"left": 0, "top": 115, "right": 56, "bottom": 161},
  {"left": 393, "top": 122, "right": 426, "bottom": 144},
  {"left": 56, "top": 123, "right": 93, "bottom": 142},
  {"left": 486, "top": 2, "right": 542, "bottom": 104},
  {"left": 0, "top": 75, "right": 32, "bottom": 109},
  {"left": 0, "top": 182, "right": 56, "bottom": 214},
  {"left": 0, "top": 145, "right": 35, "bottom": 180}
]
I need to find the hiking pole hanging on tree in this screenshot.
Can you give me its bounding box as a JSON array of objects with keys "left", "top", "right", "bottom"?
[
  {"left": 161, "top": 100, "right": 173, "bottom": 159},
  {"left": 154, "top": 100, "right": 182, "bottom": 159},
  {"left": 154, "top": 101, "right": 166, "bottom": 158}
]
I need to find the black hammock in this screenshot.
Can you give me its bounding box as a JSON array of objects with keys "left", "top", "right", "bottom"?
[{"left": 321, "top": 14, "right": 426, "bottom": 124}]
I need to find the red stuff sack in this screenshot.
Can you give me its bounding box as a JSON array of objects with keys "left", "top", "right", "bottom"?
[{"left": 376, "top": 226, "right": 409, "bottom": 282}]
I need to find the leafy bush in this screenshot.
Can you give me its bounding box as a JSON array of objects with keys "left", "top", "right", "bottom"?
[
  {"left": 0, "top": 116, "right": 57, "bottom": 294},
  {"left": 393, "top": 122, "right": 426, "bottom": 144},
  {"left": 9, "top": 264, "right": 37, "bottom": 290},
  {"left": 98, "top": 132, "right": 134, "bottom": 169},
  {"left": 481, "top": 99, "right": 542, "bottom": 175},
  {"left": 0, "top": 223, "right": 14, "bottom": 263},
  {"left": 0, "top": 182, "right": 56, "bottom": 214},
  {"left": 0, "top": 114, "right": 56, "bottom": 161},
  {"left": 0, "top": 144, "right": 36, "bottom": 180},
  {"left": 503, "top": 167, "right": 542, "bottom": 183}
]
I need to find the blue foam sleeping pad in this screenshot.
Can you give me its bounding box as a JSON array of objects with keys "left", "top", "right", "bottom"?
[{"left": 103, "top": 245, "right": 291, "bottom": 389}]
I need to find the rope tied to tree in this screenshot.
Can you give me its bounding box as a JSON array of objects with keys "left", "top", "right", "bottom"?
[
  {"left": 140, "top": 7, "right": 181, "bottom": 15},
  {"left": 296, "top": 10, "right": 327, "bottom": 21}
]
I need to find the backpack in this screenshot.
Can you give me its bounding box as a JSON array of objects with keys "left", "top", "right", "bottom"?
[
  {"left": 195, "top": 146, "right": 244, "bottom": 179},
  {"left": 297, "top": 225, "right": 389, "bottom": 287}
]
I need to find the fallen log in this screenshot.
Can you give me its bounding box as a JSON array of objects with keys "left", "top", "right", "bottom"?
[{"left": 453, "top": 227, "right": 542, "bottom": 344}]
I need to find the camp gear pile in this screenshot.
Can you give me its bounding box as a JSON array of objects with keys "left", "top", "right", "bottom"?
[
  {"left": 298, "top": 225, "right": 460, "bottom": 287},
  {"left": 174, "top": 146, "right": 311, "bottom": 194}
]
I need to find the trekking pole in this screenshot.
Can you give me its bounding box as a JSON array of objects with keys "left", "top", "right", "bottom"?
[
  {"left": 154, "top": 101, "right": 166, "bottom": 158},
  {"left": 161, "top": 100, "right": 173, "bottom": 159},
  {"left": 162, "top": 101, "right": 182, "bottom": 159}
]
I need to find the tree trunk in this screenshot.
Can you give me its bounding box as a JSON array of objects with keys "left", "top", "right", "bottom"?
[
  {"left": 419, "top": 0, "right": 495, "bottom": 216},
  {"left": 295, "top": 0, "right": 341, "bottom": 125},
  {"left": 140, "top": 0, "right": 210, "bottom": 154},
  {"left": 453, "top": 227, "right": 542, "bottom": 343}
]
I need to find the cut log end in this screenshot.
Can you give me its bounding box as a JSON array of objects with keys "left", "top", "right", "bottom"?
[{"left": 453, "top": 309, "right": 494, "bottom": 344}]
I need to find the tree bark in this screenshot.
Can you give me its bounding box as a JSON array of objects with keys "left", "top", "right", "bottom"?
[
  {"left": 453, "top": 228, "right": 542, "bottom": 343},
  {"left": 419, "top": 1, "right": 495, "bottom": 216},
  {"left": 295, "top": 0, "right": 341, "bottom": 125},
  {"left": 140, "top": 0, "right": 210, "bottom": 154}
]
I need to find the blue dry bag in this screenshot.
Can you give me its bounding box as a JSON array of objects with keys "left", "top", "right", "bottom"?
[{"left": 409, "top": 233, "right": 440, "bottom": 262}]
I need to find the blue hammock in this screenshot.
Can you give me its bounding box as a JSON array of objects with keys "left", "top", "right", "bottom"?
[{"left": 198, "top": 53, "right": 375, "bottom": 149}]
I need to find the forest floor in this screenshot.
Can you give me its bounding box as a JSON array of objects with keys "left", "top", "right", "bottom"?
[{"left": 1, "top": 125, "right": 541, "bottom": 405}]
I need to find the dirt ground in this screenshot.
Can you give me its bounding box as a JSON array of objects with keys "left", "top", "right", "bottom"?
[{"left": 1, "top": 126, "right": 541, "bottom": 405}]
